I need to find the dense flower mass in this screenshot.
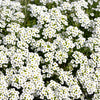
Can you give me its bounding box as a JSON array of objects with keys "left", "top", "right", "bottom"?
[{"left": 0, "top": 0, "right": 100, "bottom": 100}]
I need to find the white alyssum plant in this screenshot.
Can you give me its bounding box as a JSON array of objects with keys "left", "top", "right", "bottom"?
[{"left": 0, "top": 0, "right": 100, "bottom": 100}]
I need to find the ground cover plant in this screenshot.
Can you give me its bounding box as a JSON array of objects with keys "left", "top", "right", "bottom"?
[{"left": 0, "top": 0, "right": 100, "bottom": 100}]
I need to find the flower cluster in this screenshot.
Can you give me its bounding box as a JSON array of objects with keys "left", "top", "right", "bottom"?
[{"left": 0, "top": 0, "right": 100, "bottom": 100}]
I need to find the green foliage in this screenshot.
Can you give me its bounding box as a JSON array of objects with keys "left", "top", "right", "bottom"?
[{"left": 46, "top": 2, "right": 57, "bottom": 9}]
